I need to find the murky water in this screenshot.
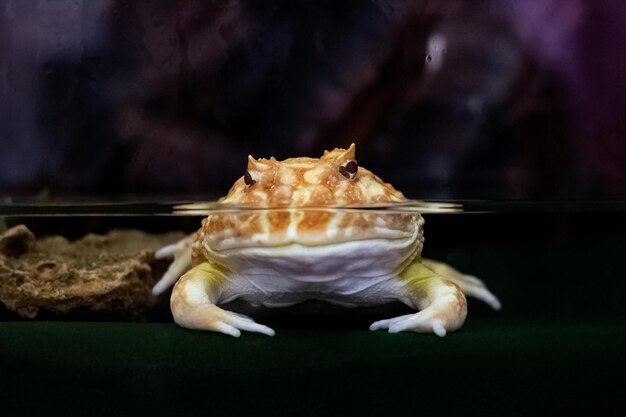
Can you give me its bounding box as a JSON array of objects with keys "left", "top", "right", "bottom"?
[{"left": 1, "top": 199, "right": 625, "bottom": 322}]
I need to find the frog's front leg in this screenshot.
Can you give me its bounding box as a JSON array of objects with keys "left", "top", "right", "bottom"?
[
  {"left": 171, "top": 262, "right": 275, "bottom": 337},
  {"left": 370, "top": 262, "right": 467, "bottom": 337},
  {"left": 152, "top": 234, "right": 194, "bottom": 295}
]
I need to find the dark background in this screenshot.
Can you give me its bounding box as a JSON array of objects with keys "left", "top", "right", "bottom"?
[
  {"left": 2, "top": 3, "right": 626, "bottom": 415},
  {"left": 1, "top": 0, "right": 626, "bottom": 200}
]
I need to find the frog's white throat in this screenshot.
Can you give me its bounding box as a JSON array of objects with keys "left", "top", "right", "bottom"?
[{"left": 208, "top": 229, "right": 422, "bottom": 306}]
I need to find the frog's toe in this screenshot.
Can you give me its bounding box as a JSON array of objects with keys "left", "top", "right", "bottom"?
[
  {"left": 153, "top": 235, "right": 194, "bottom": 295},
  {"left": 371, "top": 312, "right": 451, "bottom": 336},
  {"left": 215, "top": 322, "right": 242, "bottom": 338},
  {"left": 468, "top": 284, "right": 501, "bottom": 310},
  {"left": 176, "top": 301, "right": 276, "bottom": 337},
  {"left": 174, "top": 305, "right": 276, "bottom": 337},
  {"left": 386, "top": 313, "right": 450, "bottom": 336},
  {"left": 422, "top": 259, "right": 501, "bottom": 311},
  {"left": 152, "top": 258, "right": 189, "bottom": 295},
  {"left": 370, "top": 314, "right": 450, "bottom": 336},
  {"left": 212, "top": 312, "right": 276, "bottom": 337},
  {"left": 369, "top": 314, "right": 414, "bottom": 331},
  {"left": 432, "top": 320, "right": 446, "bottom": 337},
  {"left": 221, "top": 312, "right": 276, "bottom": 337}
]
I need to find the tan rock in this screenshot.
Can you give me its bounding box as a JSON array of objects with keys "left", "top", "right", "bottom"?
[{"left": 0, "top": 225, "right": 184, "bottom": 319}]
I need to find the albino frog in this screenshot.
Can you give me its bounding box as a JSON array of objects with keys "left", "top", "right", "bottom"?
[{"left": 153, "top": 144, "right": 500, "bottom": 337}]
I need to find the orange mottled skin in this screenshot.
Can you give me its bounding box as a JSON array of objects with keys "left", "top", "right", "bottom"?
[{"left": 192, "top": 144, "right": 418, "bottom": 262}]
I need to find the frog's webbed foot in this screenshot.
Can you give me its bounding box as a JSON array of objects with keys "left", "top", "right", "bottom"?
[
  {"left": 152, "top": 234, "right": 195, "bottom": 295},
  {"left": 171, "top": 262, "right": 275, "bottom": 337},
  {"left": 174, "top": 303, "right": 276, "bottom": 338},
  {"left": 369, "top": 276, "right": 467, "bottom": 337},
  {"left": 422, "top": 258, "right": 501, "bottom": 310}
]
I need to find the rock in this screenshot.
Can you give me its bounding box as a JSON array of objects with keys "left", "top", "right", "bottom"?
[
  {"left": 0, "top": 225, "right": 184, "bottom": 319},
  {"left": 0, "top": 224, "right": 35, "bottom": 257}
]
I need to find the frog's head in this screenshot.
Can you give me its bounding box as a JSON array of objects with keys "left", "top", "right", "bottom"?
[
  {"left": 197, "top": 144, "right": 420, "bottom": 255},
  {"left": 219, "top": 144, "right": 405, "bottom": 207}
]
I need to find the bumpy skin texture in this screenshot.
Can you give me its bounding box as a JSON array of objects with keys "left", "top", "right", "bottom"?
[
  {"left": 197, "top": 144, "right": 410, "bottom": 252},
  {"left": 219, "top": 144, "right": 404, "bottom": 207},
  {"left": 155, "top": 144, "right": 500, "bottom": 337}
]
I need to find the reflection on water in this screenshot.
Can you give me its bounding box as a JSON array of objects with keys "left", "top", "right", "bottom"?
[{"left": 2, "top": 199, "right": 626, "bottom": 217}]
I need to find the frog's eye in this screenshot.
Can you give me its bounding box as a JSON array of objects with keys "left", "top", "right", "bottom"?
[
  {"left": 339, "top": 160, "right": 358, "bottom": 180},
  {"left": 244, "top": 169, "right": 256, "bottom": 186}
]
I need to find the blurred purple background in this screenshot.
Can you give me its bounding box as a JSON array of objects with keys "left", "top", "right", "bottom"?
[{"left": 1, "top": 0, "right": 625, "bottom": 200}]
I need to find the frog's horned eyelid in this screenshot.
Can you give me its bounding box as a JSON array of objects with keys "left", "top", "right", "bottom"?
[
  {"left": 247, "top": 155, "right": 259, "bottom": 170},
  {"left": 339, "top": 160, "right": 358, "bottom": 179},
  {"left": 244, "top": 170, "right": 256, "bottom": 186}
]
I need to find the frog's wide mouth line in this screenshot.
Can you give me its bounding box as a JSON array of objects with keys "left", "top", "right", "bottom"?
[
  {"left": 3, "top": 199, "right": 626, "bottom": 216},
  {"left": 173, "top": 199, "right": 462, "bottom": 214},
  {"left": 0, "top": 199, "right": 462, "bottom": 216}
]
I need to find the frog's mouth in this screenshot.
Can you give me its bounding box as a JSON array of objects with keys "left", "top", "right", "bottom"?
[{"left": 201, "top": 210, "right": 423, "bottom": 251}]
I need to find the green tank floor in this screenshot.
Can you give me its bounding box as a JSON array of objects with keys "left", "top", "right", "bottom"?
[{"left": 1, "top": 318, "right": 625, "bottom": 416}]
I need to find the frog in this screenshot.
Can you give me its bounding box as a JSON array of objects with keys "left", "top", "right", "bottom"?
[{"left": 153, "top": 144, "right": 500, "bottom": 337}]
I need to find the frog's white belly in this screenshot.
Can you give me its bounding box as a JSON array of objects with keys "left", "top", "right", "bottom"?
[{"left": 213, "top": 235, "right": 419, "bottom": 307}]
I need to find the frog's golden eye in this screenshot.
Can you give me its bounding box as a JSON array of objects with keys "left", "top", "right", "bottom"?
[
  {"left": 244, "top": 170, "right": 256, "bottom": 186},
  {"left": 339, "top": 160, "right": 358, "bottom": 180}
]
